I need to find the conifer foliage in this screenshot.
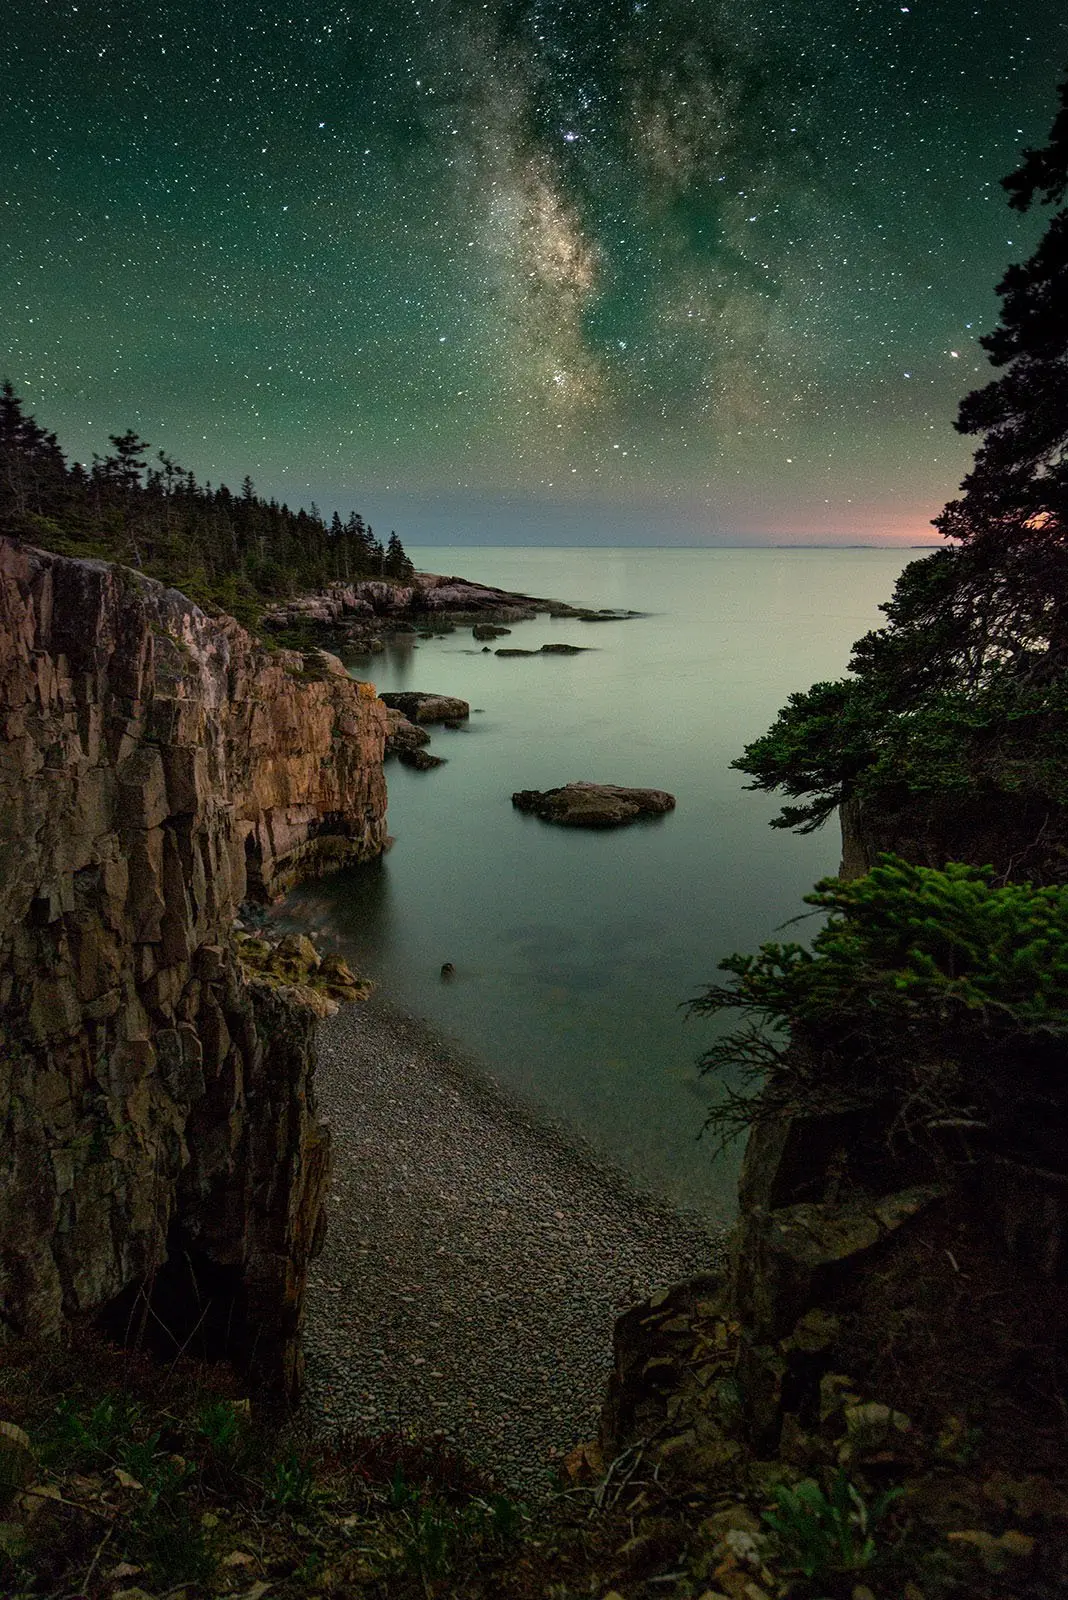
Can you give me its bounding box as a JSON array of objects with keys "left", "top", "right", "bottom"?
[
  {"left": 691, "top": 855, "right": 1068, "bottom": 1157},
  {"left": 937, "top": 71, "right": 1068, "bottom": 553},
  {"left": 0, "top": 383, "right": 414, "bottom": 627},
  {"left": 702, "top": 75, "right": 1068, "bottom": 1152},
  {"left": 734, "top": 69, "right": 1068, "bottom": 842}
]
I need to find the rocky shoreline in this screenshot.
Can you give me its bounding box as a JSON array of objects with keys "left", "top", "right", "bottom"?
[
  {"left": 262, "top": 571, "right": 644, "bottom": 658},
  {"left": 303, "top": 994, "right": 723, "bottom": 1496}
]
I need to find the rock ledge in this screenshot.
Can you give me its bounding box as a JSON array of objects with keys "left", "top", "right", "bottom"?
[{"left": 379, "top": 691, "right": 470, "bottom": 724}]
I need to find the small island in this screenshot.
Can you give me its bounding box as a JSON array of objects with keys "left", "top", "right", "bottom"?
[{"left": 511, "top": 781, "right": 677, "bottom": 827}]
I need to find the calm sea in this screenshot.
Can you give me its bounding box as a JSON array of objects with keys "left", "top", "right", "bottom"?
[{"left": 284, "top": 546, "right": 914, "bottom": 1217}]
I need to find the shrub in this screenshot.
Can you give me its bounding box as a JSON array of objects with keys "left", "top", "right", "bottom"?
[{"left": 690, "top": 855, "right": 1068, "bottom": 1156}]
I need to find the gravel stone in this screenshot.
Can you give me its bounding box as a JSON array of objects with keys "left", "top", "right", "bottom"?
[{"left": 303, "top": 995, "right": 724, "bottom": 1496}]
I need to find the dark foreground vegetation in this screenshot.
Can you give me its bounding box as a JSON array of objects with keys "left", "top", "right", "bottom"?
[
  {"left": 0, "top": 391, "right": 414, "bottom": 628},
  {"left": 693, "top": 854, "right": 1068, "bottom": 1173},
  {"left": 0, "top": 1332, "right": 529, "bottom": 1598},
  {"left": 3, "top": 1292, "right": 1065, "bottom": 1600}
]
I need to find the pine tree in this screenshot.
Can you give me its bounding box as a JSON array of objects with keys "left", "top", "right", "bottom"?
[
  {"left": 0, "top": 380, "right": 67, "bottom": 527},
  {"left": 0, "top": 380, "right": 384, "bottom": 619},
  {"left": 383, "top": 530, "right": 414, "bottom": 580},
  {"left": 732, "top": 69, "right": 1068, "bottom": 835},
  {"left": 936, "top": 70, "right": 1068, "bottom": 554},
  {"left": 101, "top": 430, "right": 150, "bottom": 492}
]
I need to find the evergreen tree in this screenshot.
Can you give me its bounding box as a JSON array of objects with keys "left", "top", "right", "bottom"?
[
  {"left": 937, "top": 69, "right": 1068, "bottom": 556},
  {"left": 0, "top": 381, "right": 66, "bottom": 526},
  {"left": 346, "top": 511, "right": 377, "bottom": 573},
  {"left": 101, "top": 430, "right": 150, "bottom": 492},
  {"left": 0, "top": 382, "right": 413, "bottom": 625},
  {"left": 733, "top": 69, "right": 1068, "bottom": 844},
  {"left": 383, "top": 530, "right": 414, "bottom": 580}
]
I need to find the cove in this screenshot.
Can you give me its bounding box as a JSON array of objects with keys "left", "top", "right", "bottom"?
[{"left": 284, "top": 545, "right": 913, "bottom": 1216}]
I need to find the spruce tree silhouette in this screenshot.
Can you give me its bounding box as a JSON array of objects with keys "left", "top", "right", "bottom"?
[{"left": 937, "top": 70, "right": 1068, "bottom": 559}]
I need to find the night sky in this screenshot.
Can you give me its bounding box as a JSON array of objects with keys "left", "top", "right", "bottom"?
[{"left": 3, "top": 2, "right": 1065, "bottom": 545}]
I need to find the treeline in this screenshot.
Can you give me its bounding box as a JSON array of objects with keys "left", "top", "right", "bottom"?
[{"left": 0, "top": 384, "right": 415, "bottom": 627}]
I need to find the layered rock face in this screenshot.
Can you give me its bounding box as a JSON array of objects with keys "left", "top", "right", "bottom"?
[{"left": 0, "top": 540, "right": 388, "bottom": 1393}]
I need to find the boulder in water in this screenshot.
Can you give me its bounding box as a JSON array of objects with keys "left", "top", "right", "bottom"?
[
  {"left": 511, "top": 782, "right": 676, "bottom": 828},
  {"left": 379, "top": 691, "right": 470, "bottom": 723}
]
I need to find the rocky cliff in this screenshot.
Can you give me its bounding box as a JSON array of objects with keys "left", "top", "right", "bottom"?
[
  {"left": 0, "top": 539, "right": 388, "bottom": 1394},
  {"left": 839, "top": 792, "right": 1066, "bottom": 884}
]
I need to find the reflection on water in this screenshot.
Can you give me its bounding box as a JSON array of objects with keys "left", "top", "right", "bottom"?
[{"left": 285, "top": 546, "right": 912, "bottom": 1217}]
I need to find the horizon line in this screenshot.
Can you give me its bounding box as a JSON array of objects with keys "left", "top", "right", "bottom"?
[{"left": 405, "top": 539, "right": 943, "bottom": 550}]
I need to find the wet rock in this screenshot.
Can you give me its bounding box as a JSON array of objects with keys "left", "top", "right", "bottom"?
[
  {"left": 379, "top": 691, "right": 470, "bottom": 724},
  {"left": 574, "top": 607, "right": 644, "bottom": 621},
  {"left": 495, "top": 643, "right": 591, "bottom": 657},
  {"left": 319, "top": 953, "right": 358, "bottom": 988},
  {"left": 512, "top": 781, "right": 677, "bottom": 828},
  {"left": 277, "top": 933, "right": 321, "bottom": 972},
  {"left": 382, "top": 706, "right": 432, "bottom": 757},
  {"left": 398, "top": 747, "right": 447, "bottom": 771},
  {"left": 473, "top": 623, "right": 511, "bottom": 640}
]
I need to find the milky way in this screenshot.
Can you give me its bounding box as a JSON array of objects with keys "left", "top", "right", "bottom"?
[{"left": 2, "top": 1, "right": 1064, "bottom": 542}]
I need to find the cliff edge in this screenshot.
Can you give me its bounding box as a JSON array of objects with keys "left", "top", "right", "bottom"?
[{"left": 0, "top": 539, "right": 388, "bottom": 1395}]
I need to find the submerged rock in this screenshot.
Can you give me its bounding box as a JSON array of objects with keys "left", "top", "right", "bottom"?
[
  {"left": 574, "top": 607, "right": 644, "bottom": 621},
  {"left": 511, "top": 781, "right": 676, "bottom": 828},
  {"left": 473, "top": 622, "right": 512, "bottom": 640},
  {"left": 495, "top": 643, "right": 590, "bottom": 657}
]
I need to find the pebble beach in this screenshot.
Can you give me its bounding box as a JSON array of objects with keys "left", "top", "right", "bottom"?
[{"left": 303, "top": 994, "right": 725, "bottom": 1495}]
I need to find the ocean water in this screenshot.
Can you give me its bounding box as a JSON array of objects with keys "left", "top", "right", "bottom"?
[{"left": 285, "top": 546, "right": 914, "bottom": 1217}]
